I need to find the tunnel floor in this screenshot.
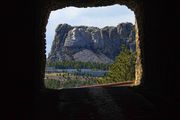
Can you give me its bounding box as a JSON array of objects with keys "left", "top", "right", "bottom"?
[{"left": 31, "top": 87, "right": 179, "bottom": 120}]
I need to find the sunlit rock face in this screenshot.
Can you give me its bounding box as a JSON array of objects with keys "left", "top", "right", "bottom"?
[{"left": 48, "top": 22, "right": 135, "bottom": 63}]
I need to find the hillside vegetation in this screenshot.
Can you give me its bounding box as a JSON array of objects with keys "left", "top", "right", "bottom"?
[{"left": 45, "top": 44, "right": 136, "bottom": 89}]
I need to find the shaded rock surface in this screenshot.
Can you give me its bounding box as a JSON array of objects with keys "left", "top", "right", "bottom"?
[{"left": 48, "top": 23, "right": 135, "bottom": 64}]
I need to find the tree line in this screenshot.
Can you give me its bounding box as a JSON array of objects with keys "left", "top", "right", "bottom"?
[
  {"left": 47, "top": 60, "right": 111, "bottom": 70},
  {"left": 45, "top": 44, "right": 136, "bottom": 89}
]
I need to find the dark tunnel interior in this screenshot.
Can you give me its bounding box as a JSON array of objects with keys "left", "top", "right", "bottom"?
[{"left": 6, "top": 0, "right": 180, "bottom": 119}]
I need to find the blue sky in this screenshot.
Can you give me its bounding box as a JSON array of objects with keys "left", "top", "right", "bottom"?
[{"left": 46, "top": 4, "right": 135, "bottom": 57}]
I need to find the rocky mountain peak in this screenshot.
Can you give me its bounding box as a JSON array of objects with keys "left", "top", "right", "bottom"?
[{"left": 48, "top": 23, "right": 135, "bottom": 64}]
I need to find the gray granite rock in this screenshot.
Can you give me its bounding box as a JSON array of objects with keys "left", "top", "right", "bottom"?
[{"left": 48, "top": 23, "right": 135, "bottom": 64}]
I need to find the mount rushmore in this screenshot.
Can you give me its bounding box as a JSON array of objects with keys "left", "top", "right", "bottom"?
[{"left": 47, "top": 22, "right": 135, "bottom": 64}]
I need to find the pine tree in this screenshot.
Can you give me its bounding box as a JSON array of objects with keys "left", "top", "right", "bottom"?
[{"left": 102, "top": 44, "right": 136, "bottom": 83}]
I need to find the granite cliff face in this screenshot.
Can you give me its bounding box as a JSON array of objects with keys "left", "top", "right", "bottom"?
[{"left": 47, "top": 23, "right": 135, "bottom": 64}]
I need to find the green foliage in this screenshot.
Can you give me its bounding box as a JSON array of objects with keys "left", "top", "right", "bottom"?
[
  {"left": 44, "top": 79, "right": 98, "bottom": 89},
  {"left": 45, "top": 44, "right": 136, "bottom": 88},
  {"left": 47, "top": 60, "right": 110, "bottom": 70},
  {"left": 44, "top": 79, "right": 62, "bottom": 89},
  {"left": 99, "top": 44, "right": 136, "bottom": 84},
  {"left": 62, "top": 79, "right": 98, "bottom": 88}
]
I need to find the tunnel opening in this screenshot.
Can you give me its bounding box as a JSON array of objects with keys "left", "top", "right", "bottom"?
[
  {"left": 37, "top": 0, "right": 144, "bottom": 90},
  {"left": 43, "top": 4, "right": 142, "bottom": 89}
]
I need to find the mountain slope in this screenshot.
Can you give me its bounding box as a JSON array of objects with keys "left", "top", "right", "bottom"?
[{"left": 47, "top": 23, "right": 135, "bottom": 64}]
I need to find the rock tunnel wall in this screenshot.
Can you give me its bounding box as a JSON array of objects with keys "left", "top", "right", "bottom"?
[
  {"left": 6, "top": 1, "right": 180, "bottom": 119},
  {"left": 37, "top": 0, "right": 180, "bottom": 95},
  {"left": 8, "top": 0, "right": 180, "bottom": 97}
]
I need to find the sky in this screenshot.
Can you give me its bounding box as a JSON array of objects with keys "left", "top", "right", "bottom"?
[{"left": 46, "top": 4, "right": 135, "bottom": 57}]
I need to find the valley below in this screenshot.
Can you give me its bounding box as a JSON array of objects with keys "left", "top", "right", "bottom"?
[{"left": 45, "top": 22, "right": 136, "bottom": 89}]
